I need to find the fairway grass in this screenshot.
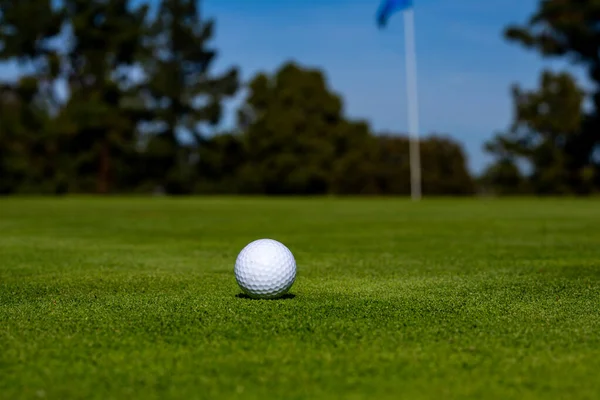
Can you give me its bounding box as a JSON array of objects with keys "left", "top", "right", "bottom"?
[{"left": 1, "top": 197, "right": 599, "bottom": 399}]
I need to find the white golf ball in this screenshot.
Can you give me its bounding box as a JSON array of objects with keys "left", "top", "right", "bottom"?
[{"left": 234, "top": 238, "right": 296, "bottom": 299}]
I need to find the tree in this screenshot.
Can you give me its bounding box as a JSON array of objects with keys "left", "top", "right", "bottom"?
[
  {"left": 420, "top": 135, "right": 475, "bottom": 195},
  {"left": 479, "top": 159, "right": 528, "bottom": 196},
  {"left": 371, "top": 135, "right": 411, "bottom": 195},
  {"left": 57, "top": 0, "right": 150, "bottom": 193},
  {"left": 1, "top": 2, "right": 476, "bottom": 196},
  {"left": 0, "top": 0, "right": 239, "bottom": 194},
  {"left": 141, "top": 0, "right": 238, "bottom": 194},
  {"left": 0, "top": 0, "right": 63, "bottom": 105},
  {"left": 485, "top": 70, "right": 590, "bottom": 194},
  {"left": 329, "top": 121, "right": 380, "bottom": 195},
  {"left": 0, "top": 81, "right": 37, "bottom": 193},
  {"left": 194, "top": 132, "right": 246, "bottom": 193},
  {"left": 238, "top": 62, "right": 372, "bottom": 195},
  {"left": 237, "top": 62, "right": 476, "bottom": 196},
  {"left": 503, "top": 0, "right": 600, "bottom": 192},
  {"left": 0, "top": 0, "right": 64, "bottom": 193},
  {"left": 372, "top": 135, "right": 474, "bottom": 195}
]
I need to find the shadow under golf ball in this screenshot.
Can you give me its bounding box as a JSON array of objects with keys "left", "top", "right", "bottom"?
[{"left": 235, "top": 293, "right": 296, "bottom": 300}]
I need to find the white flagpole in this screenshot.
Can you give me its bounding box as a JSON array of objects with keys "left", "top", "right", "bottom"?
[{"left": 403, "top": 8, "right": 422, "bottom": 201}]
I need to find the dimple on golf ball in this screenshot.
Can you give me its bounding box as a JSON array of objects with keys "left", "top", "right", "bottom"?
[{"left": 234, "top": 238, "right": 296, "bottom": 299}]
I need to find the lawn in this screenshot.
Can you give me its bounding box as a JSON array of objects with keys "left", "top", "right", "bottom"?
[{"left": 1, "top": 197, "right": 599, "bottom": 399}]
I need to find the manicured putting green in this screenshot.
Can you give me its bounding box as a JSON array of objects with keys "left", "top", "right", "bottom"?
[{"left": 1, "top": 197, "right": 599, "bottom": 399}]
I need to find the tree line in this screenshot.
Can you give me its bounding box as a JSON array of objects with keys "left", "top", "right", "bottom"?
[{"left": 0, "top": 0, "right": 598, "bottom": 196}]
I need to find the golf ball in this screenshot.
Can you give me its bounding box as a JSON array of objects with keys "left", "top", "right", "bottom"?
[{"left": 234, "top": 238, "right": 296, "bottom": 299}]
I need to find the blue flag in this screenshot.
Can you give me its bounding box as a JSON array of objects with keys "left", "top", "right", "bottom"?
[{"left": 376, "top": 0, "right": 413, "bottom": 28}]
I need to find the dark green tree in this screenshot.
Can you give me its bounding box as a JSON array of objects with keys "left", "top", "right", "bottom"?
[
  {"left": 371, "top": 135, "right": 411, "bottom": 195},
  {"left": 0, "top": 0, "right": 64, "bottom": 193},
  {"left": 479, "top": 159, "right": 528, "bottom": 195},
  {"left": 329, "top": 121, "right": 380, "bottom": 195},
  {"left": 372, "top": 135, "right": 474, "bottom": 195},
  {"left": 485, "top": 70, "right": 589, "bottom": 194},
  {"left": 0, "top": 0, "right": 63, "bottom": 103},
  {"left": 1, "top": 1, "right": 476, "bottom": 196},
  {"left": 420, "top": 135, "right": 474, "bottom": 195},
  {"left": 238, "top": 62, "right": 371, "bottom": 194},
  {"left": 141, "top": 0, "right": 238, "bottom": 194},
  {"left": 503, "top": 0, "right": 600, "bottom": 192},
  {"left": 194, "top": 132, "right": 246, "bottom": 193},
  {"left": 0, "top": 79, "right": 54, "bottom": 193},
  {"left": 237, "top": 62, "right": 475, "bottom": 195},
  {"left": 57, "top": 0, "right": 150, "bottom": 193}
]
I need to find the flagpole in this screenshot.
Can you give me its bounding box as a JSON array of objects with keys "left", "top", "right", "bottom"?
[{"left": 403, "top": 8, "right": 422, "bottom": 201}]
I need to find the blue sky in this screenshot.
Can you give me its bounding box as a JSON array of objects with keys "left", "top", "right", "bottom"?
[{"left": 0, "top": 0, "right": 585, "bottom": 173}]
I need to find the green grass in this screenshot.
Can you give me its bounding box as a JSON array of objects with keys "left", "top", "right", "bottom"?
[{"left": 1, "top": 197, "right": 599, "bottom": 400}]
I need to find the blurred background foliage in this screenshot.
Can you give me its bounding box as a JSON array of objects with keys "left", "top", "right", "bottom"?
[{"left": 1, "top": 0, "right": 598, "bottom": 195}]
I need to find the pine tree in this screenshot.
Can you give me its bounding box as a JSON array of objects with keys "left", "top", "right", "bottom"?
[
  {"left": 0, "top": 0, "right": 64, "bottom": 192},
  {"left": 58, "top": 0, "right": 149, "bottom": 193},
  {"left": 141, "top": 0, "right": 238, "bottom": 193}
]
